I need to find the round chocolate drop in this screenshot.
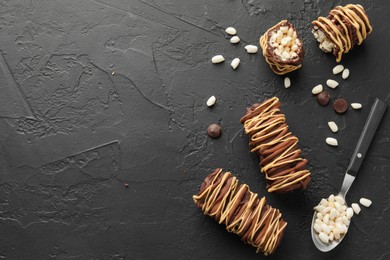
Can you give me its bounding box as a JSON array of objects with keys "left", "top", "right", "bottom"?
[
  {"left": 207, "top": 124, "right": 222, "bottom": 138},
  {"left": 317, "top": 91, "right": 330, "bottom": 106},
  {"left": 333, "top": 99, "right": 348, "bottom": 114}
]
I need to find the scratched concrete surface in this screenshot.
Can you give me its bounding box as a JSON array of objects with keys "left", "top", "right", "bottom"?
[{"left": 0, "top": 0, "right": 389, "bottom": 259}]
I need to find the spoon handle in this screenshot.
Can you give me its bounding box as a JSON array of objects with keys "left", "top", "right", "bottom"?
[{"left": 346, "top": 98, "right": 387, "bottom": 177}]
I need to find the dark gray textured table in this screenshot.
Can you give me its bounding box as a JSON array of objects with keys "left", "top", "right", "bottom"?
[{"left": 0, "top": 0, "right": 389, "bottom": 259}]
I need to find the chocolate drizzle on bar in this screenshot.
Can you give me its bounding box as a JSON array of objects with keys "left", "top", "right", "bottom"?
[
  {"left": 259, "top": 20, "right": 304, "bottom": 75},
  {"left": 312, "top": 4, "right": 372, "bottom": 62},
  {"left": 193, "top": 169, "right": 287, "bottom": 255},
  {"left": 240, "top": 97, "right": 311, "bottom": 193}
]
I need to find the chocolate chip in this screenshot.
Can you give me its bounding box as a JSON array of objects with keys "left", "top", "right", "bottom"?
[
  {"left": 317, "top": 91, "right": 330, "bottom": 106},
  {"left": 333, "top": 99, "right": 348, "bottom": 114},
  {"left": 207, "top": 124, "right": 222, "bottom": 138}
]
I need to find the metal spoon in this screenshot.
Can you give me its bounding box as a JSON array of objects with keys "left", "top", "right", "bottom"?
[{"left": 311, "top": 98, "right": 387, "bottom": 252}]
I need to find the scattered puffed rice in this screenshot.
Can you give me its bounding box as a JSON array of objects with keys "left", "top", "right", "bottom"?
[
  {"left": 329, "top": 232, "right": 334, "bottom": 242},
  {"left": 342, "top": 68, "right": 350, "bottom": 79},
  {"left": 206, "top": 96, "right": 216, "bottom": 107},
  {"left": 326, "top": 137, "right": 338, "bottom": 147},
  {"left": 322, "top": 223, "right": 330, "bottom": 234},
  {"left": 326, "top": 79, "right": 339, "bottom": 89},
  {"left": 335, "top": 196, "right": 345, "bottom": 205},
  {"left": 346, "top": 207, "right": 354, "bottom": 219},
  {"left": 333, "top": 65, "right": 344, "bottom": 75},
  {"left": 351, "top": 203, "right": 361, "bottom": 214},
  {"left": 314, "top": 223, "right": 322, "bottom": 233},
  {"left": 328, "top": 121, "right": 338, "bottom": 133},
  {"left": 320, "top": 198, "right": 328, "bottom": 207},
  {"left": 231, "top": 58, "right": 240, "bottom": 70},
  {"left": 284, "top": 77, "right": 291, "bottom": 88},
  {"left": 211, "top": 55, "right": 225, "bottom": 64},
  {"left": 312, "top": 84, "right": 323, "bottom": 95},
  {"left": 319, "top": 232, "right": 329, "bottom": 244},
  {"left": 351, "top": 103, "right": 362, "bottom": 110},
  {"left": 230, "top": 36, "right": 240, "bottom": 44},
  {"left": 245, "top": 45, "right": 258, "bottom": 54},
  {"left": 333, "top": 229, "right": 340, "bottom": 240},
  {"left": 359, "top": 198, "right": 372, "bottom": 207},
  {"left": 334, "top": 202, "right": 343, "bottom": 213},
  {"left": 225, "top": 27, "right": 237, "bottom": 35},
  {"left": 329, "top": 208, "right": 338, "bottom": 219}
]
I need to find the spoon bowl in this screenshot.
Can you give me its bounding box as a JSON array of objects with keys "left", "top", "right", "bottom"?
[{"left": 311, "top": 193, "right": 347, "bottom": 252}]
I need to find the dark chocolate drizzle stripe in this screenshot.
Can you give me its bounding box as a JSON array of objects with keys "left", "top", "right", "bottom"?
[
  {"left": 240, "top": 97, "right": 311, "bottom": 193},
  {"left": 193, "top": 169, "right": 287, "bottom": 255},
  {"left": 312, "top": 4, "right": 372, "bottom": 62}
]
